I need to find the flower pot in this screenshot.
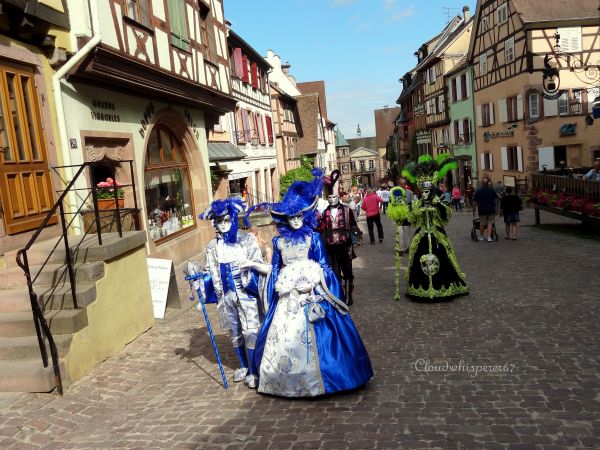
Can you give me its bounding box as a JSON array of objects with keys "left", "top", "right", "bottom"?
[{"left": 97, "top": 198, "right": 125, "bottom": 210}]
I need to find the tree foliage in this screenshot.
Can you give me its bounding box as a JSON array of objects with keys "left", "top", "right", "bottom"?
[{"left": 279, "top": 156, "right": 314, "bottom": 196}]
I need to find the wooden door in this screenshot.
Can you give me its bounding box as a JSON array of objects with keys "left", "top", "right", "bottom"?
[{"left": 0, "top": 60, "right": 55, "bottom": 235}]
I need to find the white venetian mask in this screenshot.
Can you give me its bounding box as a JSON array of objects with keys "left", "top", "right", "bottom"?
[
  {"left": 215, "top": 214, "right": 233, "bottom": 234},
  {"left": 287, "top": 214, "right": 304, "bottom": 230}
]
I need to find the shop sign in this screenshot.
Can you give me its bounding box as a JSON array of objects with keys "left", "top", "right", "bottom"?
[
  {"left": 139, "top": 102, "right": 155, "bottom": 138},
  {"left": 147, "top": 257, "right": 175, "bottom": 319},
  {"left": 483, "top": 129, "right": 515, "bottom": 142},
  {"left": 559, "top": 123, "right": 577, "bottom": 136},
  {"left": 90, "top": 99, "right": 121, "bottom": 122}
]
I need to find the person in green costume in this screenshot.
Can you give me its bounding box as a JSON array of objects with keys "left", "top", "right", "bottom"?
[{"left": 399, "top": 154, "right": 469, "bottom": 300}]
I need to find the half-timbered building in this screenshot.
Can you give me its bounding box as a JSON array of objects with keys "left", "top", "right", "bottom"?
[
  {"left": 394, "top": 72, "right": 416, "bottom": 166},
  {"left": 0, "top": 0, "right": 71, "bottom": 254},
  {"left": 62, "top": 0, "right": 237, "bottom": 264},
  {"left": 468, "top": 0, "right": 600, "bottom": 187},
  {"left": 414, "top": 8, "right": 473, "bottom": 162},
  {"left": 210, "top": 29, "right": 278, "bottom": 204},
  {"left": 335, "top": 128, "right": 352, "bottom": 193}
]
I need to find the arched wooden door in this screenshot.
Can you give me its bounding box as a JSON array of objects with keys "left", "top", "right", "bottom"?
[{"left": 0, "top": 60, "right": 55, "bottom": 234}]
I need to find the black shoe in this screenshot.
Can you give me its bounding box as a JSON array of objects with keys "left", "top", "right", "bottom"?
[
  {"left": 379, "top": 239, "right": 383, "bottom": 243},
  {"left": 371, "top": 241, "right": 375, "bottom": 245}
]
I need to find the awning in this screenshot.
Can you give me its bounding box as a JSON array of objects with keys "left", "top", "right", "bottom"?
[{"left": 208, "top": 142, "right": 246, "bottom": 162}]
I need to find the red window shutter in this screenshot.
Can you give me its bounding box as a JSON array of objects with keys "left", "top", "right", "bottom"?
[
  {"left": 242, "top": 55, "right": 249, "bottom": 83},
  {"left": 266, "top": 116, "right": 273, "bottom": 144},
  {"left": 233, "top": 48, "right": 243, "bottom": 79},
  {"left": 250, "top": 62, "right": 258, "bottom": 89}
]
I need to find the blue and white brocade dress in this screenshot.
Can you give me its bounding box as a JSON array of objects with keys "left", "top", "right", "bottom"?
[{"left": 254, "top": 231, "right": 373, "bottom": 397}]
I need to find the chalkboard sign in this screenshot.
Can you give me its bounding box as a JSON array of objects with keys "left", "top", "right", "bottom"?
[{"left": 147, "top": 258, "right": 173, "bottom": 319}]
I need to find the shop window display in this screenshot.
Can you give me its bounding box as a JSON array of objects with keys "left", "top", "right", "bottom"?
[{"left": 144, "top": 126, "right": 195, "bottom": 241}]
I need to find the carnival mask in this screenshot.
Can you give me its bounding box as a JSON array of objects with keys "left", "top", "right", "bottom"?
[
  {"left": 215, "top": 214, "right": 233, "bottom": 234},
  {"left": 288, "top": 214, "right": 304, "bottom": 230},
  {"left": 327, "top": 194, "right": 340, "bottom": 207}
]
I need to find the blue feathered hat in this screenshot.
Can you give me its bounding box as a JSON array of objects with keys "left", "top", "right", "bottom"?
[
  {"left": 243, "top": 168, "right": 324, "bottom": 227},
  {"left": 198, "top": 198, "right": 245, "bottom": 221}
]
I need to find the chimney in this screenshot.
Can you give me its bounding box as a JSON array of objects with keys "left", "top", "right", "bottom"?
[
  {"left": 281, "top": 62, "right": 291, "bottom": 76},
  {"left": 463, "top": 5, "right": 470, "bottom": 21}
]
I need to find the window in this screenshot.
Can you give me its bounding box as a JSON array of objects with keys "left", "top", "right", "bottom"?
[
  {"left": 241, "top": 55, "right": 249, "bottom": 83},
  {"left": 126, "top": 0, "right": 150, "bottom": 27},
  {"left": 428, "top": 66, "right": 436, "bottom": 84},
  {"left": 507, "top": 96, "right": 518, "bottom": 122},
  {"left": 360, "top": 160, "right": 365, "bottom": 171},
  {"left": 144, "top": 126, "right": 195, "bottom": 242},
  {"left": 507, "top": 146, "right": 518, "bottom": 171},
  {"left": 453, "top": 120, "right": 460, "bottom": 143},
  {"left": 460, "top": 74, "right": 468, "bottom": 100},
  {"left": 168, "top": 0, "right": 190, "bottom": 51},
  {"left": 482, "top": 152, "right": 493, "bottom": 171},
  {"left": 479, "top": 54, "right": 488, "bottom": 75},
  {"left": 505, "top": 36, "right": 515, "bottom": 63},
  {"left": 481, "top": 103, "right": 495, "bottom": 127},
  {"left": 496, "top": 3, "right": 508, "bottom": 25},
  {"left": 368, "top": 160, "right": 374, "bottom": 170},
  {"left": 462, "top": 118, "right": 470, "bottom": 143},
  {"left": 481, "top": 17, "right": 489, "bottom": 32},
  {"left": 571, "top": 89, "right": 583, "bottom": 114},
  {"left": 451, "top": 78, "right": 457, "bottom": 102},
  {"left": 435, "top": 96, "right": 441, "bottom": 114},
  {"left": 265, "top": 115, "right": 274, "bottom": 144},
  {"left": 558, "top": 91, "right": 569, "bottom": 115},
  {"left": 352, "top": 161, "right": 357, "bottom": 172},
  {"left": 529, "top": 93, "right": 539, "bottom": 118},
  {"left": 502, "top": 146, "right": 523, "bottom": 172},
  {"left": 558, "top": 27, "right": 582, "bottom": 53},
  {"left": 200, "top": 4, "right": 218, "bottom": 63}
]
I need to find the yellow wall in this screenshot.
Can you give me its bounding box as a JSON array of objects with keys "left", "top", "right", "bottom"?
[{"left": 64, "top": 246, "right": 155, "bottom": 381}]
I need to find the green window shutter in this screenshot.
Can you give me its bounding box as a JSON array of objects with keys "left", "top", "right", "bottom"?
[{"left": 168, "top": 0, "right": 189, "bottom": 51}]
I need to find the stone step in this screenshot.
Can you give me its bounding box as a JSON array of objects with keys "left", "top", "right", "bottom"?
[
  {"left": 0, "top": 309, "right": 88, "bottom": 338},
  {"left": 4, "top": 238, "right": 67, "bottom": 269},
  {"left": 0, "top": 360, "right": 65, "bottom": 393},
  {"left": 0, "top": 282, "right": 97, "bottom": 313},
  {"left": 0, "top": 262, "right": 105, "bottom": 289},
  {"left": 0, "top": 334, "right": 72, "bottom": 360}
]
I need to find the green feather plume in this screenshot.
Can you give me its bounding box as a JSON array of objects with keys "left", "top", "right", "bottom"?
[
  {"left": 401, "top": 162, "right": 417, "bottom": 183},
  {"left": 434, "top": 152, "right": 453, "bottom": 166},
  {"left": 417, "top": 154, "right": 433, "bottom": 164},
  {"left": 387, "top": 202, "right": 410, "bottom": 224},
  {"left": 435, "top": 158, "right": 458, "bottom": 180}
]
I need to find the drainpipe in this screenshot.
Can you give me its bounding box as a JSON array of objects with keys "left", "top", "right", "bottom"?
[{"left": 52, "top": 0, "right": 101, "bottom": 231}]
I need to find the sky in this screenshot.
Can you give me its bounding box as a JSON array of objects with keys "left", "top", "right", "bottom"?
[{"left": 224, "top": 0, "right": 476, "bottom": 138}]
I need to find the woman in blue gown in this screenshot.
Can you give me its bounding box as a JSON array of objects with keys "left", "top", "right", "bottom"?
[{"left": 248, "top": 170, "right": 373, "bottom": 397}]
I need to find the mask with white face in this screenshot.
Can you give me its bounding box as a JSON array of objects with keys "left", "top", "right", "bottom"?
[
  {"left": 287, "top": 214, "right": 304, "bottom": 230},
  {"left": 215, "top": 214, "right": 232, "bottom": 234},
  {"left": 328, "top": 194, "right": 340, "bottom": 207}
]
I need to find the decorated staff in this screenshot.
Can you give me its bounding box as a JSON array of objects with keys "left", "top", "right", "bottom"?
[
  {"left": 387, "top": 186, "right": 410, "bottom": 301},
  {"left": 197, "top": 198, "right": 270, "bottom": 389},
  {"left": 184, "top": 261, "right": 229, "bottom": 389},
  {"left": 317, "top": 170, "right": 357, "bottom": 305},
  {"left": 401, "top": 154, "right": 469, "bottom": 300}
]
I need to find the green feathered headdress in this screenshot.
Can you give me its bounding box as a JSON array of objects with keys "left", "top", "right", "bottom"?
[{"left": 401, "top": 153, "right": 458, "bottom": 188}]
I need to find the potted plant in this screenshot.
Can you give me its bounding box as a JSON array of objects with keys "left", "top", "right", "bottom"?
[{"left": 95, "top": 177, "right": 125, "bottom": 210}]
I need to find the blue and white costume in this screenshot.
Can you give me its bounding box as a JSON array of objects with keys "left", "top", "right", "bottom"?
[
  {"left": 199, "top": 199, "right": 267, "bottom": 389},
  {"left": 249, "top": 170, "right": 373, "bottom": 397}
]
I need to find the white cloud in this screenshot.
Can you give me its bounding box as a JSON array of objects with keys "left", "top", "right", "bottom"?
[
  {"left": 382, "top": 0, "right": 397, "bottom": 10},
  {"left": 386, "top": 7, "right": 415, "bottom": 22},
  {"left": 330, "top": 0, "right": 356, "bottom": 6}
]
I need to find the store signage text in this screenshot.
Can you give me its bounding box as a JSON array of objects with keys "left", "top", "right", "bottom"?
[
  {"left": 90, "top": 99, "right": 120, "bottom": 122},
  {"left": 139, "top": 102, "right": 155, "bottom": 138},
  {"left": 483, "top": 129, "right": 514, "bottom": 142}
]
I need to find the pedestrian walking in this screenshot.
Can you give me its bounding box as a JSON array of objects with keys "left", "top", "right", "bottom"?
[
  {"left": 500, "top": 187, "right": 522, "bottom": 240},
  {"left": 473, "top": 177, "right": 497, "bottom": 242},
  {"left": 378, "top": 186, "right": 391, "bottom": 214},
  {"left": 361, "top": 188, "right": 384, "bottom": 244},
  {"left": 494, "top": 180, "right": 506, "bottom": 216},
  {"left": 451, "top": 184, "right": 462, "bottom": 212}
]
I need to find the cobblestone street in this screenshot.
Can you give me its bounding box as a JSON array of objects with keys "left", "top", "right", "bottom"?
[{"left": 1, "top": 209, "right": 600, "bottom": 449}]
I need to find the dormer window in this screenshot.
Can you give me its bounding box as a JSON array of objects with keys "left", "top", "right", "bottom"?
[{"left": 496, "top": 3, "right": 508, "bottom": 26}]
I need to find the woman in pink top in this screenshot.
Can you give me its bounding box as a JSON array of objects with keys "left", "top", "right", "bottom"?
[
  {"left": 451, "top": 184, "right": 462, "bottom": 212},
  {"left": 361, "top": 188, "right": 383, "bottom": 244}
]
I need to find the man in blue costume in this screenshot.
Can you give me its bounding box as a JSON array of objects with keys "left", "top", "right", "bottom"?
[
  {"left": 247, "top": 170, "right": 373, "bottom": 397},
  {"left": 198, "top": 198, "right": 269, "bottom": 389}
]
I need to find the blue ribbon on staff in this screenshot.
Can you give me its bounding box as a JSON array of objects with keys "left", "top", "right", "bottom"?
[{"left": 185, "top": 270, "right": 229, "bottom": 389}]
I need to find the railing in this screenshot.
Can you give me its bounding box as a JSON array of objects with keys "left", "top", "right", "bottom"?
[
  {"left": 531, "top": 173, "right": 600, "bottom": 202},
  {"left": 15, "top": 160, "right": 140, "bottom": 395}
]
